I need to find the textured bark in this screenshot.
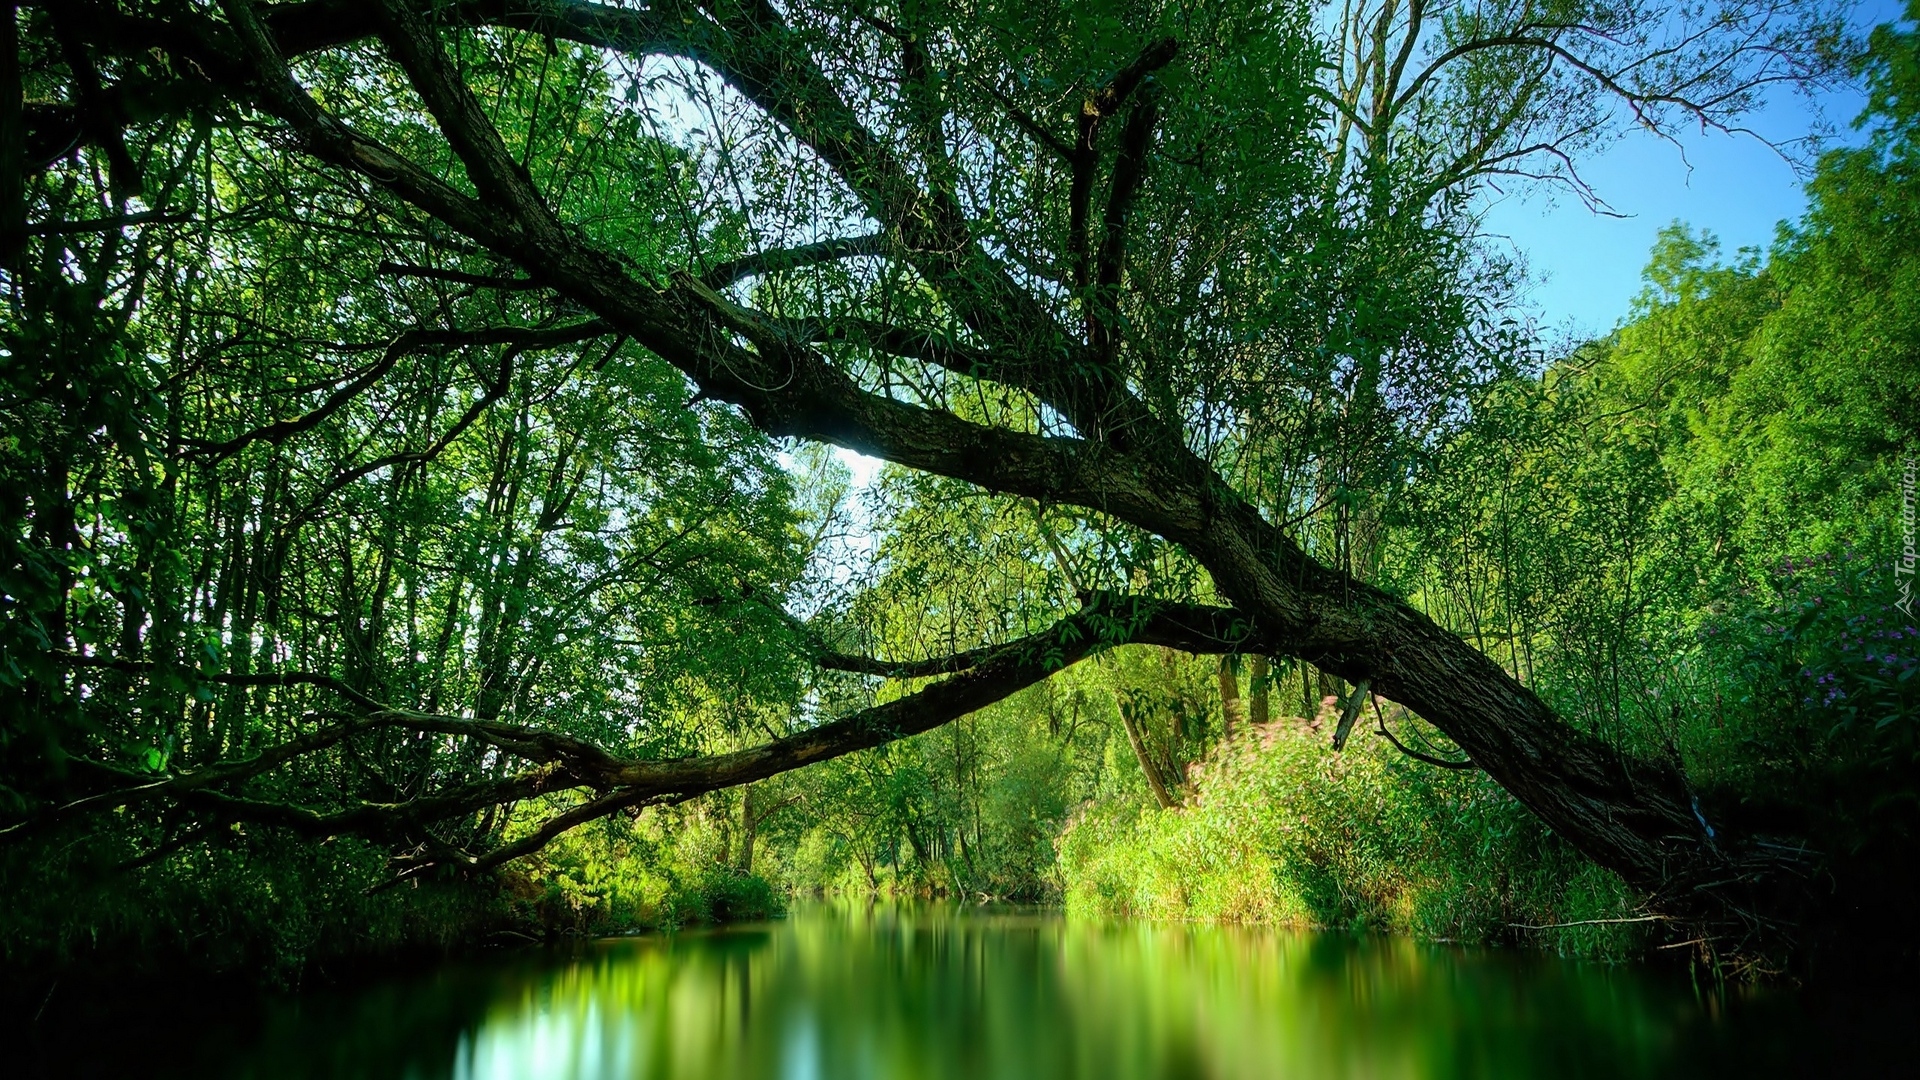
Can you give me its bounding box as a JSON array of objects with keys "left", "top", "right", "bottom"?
[{"left": 1218, "top": 656, "right": 1243, "bottom": 740}]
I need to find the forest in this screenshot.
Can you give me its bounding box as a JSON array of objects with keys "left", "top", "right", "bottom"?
[{"left": 2, "top": 0, "right": 1916, "bottom": 997}]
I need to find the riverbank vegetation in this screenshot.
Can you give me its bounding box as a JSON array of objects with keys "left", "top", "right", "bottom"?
[{"left": 3, "top": 0, "right": 1914, "bottom": 989}]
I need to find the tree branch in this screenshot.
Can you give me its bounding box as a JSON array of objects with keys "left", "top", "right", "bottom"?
[
  {"left": 969, "top": 75, "right": 1074, "bottom": 159},
  {"left": 1090, "top": 86, "right": 1160, "bottom": 355},
  {"left": 787, "top": 315, "right": 998, "bottom": 378},
  {"left": 701, "top": 232, "right": 889, "bottom": 290},
  {"left": 19, "top": 593, "right": 1269, "bottom": 872},
  {"left": 1071, "top": 38, "right": 1178, "bottom": 292},
  {"left": 1330, "top": 677, "right": 1372, "bottom": 751},
  {"left": 369, "top": 0, "right": 565, "bottom": 244},
  {"left": 1372, "top": 696, "right": 1477, "bottom": 770},
  {"left": 376, "top": 259, "right": 544, "bottom": 290},
  {"left": 184, "top": 320, "right": 604, "bottom": 461}
]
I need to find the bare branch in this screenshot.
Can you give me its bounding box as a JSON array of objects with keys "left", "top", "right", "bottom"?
[
  {"left": 182, "top": 319, "right": 605, "bottom": 461},
  {"left": 1331, "top": 678, "right": 1372, "bottom": 751},
  {"left": 968, "top": 75, "right": 1074, "bottom": 159},
  {"left": 1372, "top": 696, "right": 1476, "bottom": 770}
]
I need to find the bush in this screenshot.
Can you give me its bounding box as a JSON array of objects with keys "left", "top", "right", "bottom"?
[
  {"left": 0, "top": 797, "right": 782, "bottom": 991},
  {"left": 1059, "top": 707, "right": 1647, "bottom": 959},
  {"left": 0, "top": 821, "right": 515, "bottom": 989}
]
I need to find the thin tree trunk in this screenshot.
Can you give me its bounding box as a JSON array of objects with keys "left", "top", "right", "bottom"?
[
  {"left": 1119, "top": 703, "right": 1177, "bottom": 809},
  {"left": 1249, "top": 655, "right": 1271, "bottom": 726},
  {"left": 739, "top": 782, "right": 756, "bottom": 875},
  {"left": 1317, "top": 668, "right": 1345, "bottom": 712},
  {"left": 1218, "top": 655, "right": 1243, "bottom": 740}
]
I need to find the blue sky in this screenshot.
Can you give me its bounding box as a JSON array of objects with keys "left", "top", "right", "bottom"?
[
  {"left": 1481, "top": 118, "right": 1821, "bottom": 339},
  {"left": 1483, "top": 1, "right": 1906, "bottom": 338}
]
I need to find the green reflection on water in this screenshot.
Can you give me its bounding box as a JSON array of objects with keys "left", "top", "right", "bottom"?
[{"left": 209, "top": 905, "right": 1819, "bottom": 1080}]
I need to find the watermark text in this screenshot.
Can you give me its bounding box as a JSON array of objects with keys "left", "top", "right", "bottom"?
[{"left": 1898, "top": 453, "right": 1916, "bottom": 618}]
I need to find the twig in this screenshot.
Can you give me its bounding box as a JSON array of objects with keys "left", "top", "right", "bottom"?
[
  {"left": 1373, "top": 698, "right": 1476, "bottom": 769},
  {"left": 1509, "top": 915, "right": 1670, "bottom": 930}
]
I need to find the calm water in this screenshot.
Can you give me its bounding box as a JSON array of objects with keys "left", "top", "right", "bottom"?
[{"left": 29, "top": 904, "right": 1914, "bottom": 1078}]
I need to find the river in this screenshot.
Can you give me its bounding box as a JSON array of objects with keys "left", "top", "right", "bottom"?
[{"left": 26, "top": 903, "right": 1914, "bottom": 1078}]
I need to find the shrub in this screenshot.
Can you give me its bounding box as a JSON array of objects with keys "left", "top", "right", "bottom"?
[{"left": 1059, "top": 708, "right": 1646, "bottom": 959}]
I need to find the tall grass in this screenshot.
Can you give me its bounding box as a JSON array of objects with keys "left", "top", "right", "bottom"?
[{"left": 1059, "top": 703, "right": 1647, "bottom": 960}]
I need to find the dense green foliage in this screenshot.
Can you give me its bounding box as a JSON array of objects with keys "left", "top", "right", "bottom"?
[
  {"left": 2, "top": 803, "right": 781, "bottom": 987},
  {"left": 0, "top": 15, "right": 818, "bottom": 979},
  {"left": 1060, "top": 716, "right": 1638, "bottom": 953}
]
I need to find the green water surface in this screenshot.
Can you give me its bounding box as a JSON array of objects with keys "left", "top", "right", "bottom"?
[{"left": 49, "top": 904, "right": 1911, "bottom": 1078}]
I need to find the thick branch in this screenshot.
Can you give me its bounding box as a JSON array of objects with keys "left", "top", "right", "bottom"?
[
  {"left": 370, "top": 0, "right": 565, "bottom": 243},
  {"left": 1071, "top": 38, "right": 1177, "bottom": 292},
  {"left": 788, "top": 315, "right": 998, "bottom": 378},
  {"left": 701, "top": 232, "right": 888, "bottom": 290},
  {"left": 19, "top": 594, "right": 1261, "bottom": 872},
  {"left": 1089, "top": 86, "right": 1159, "bottom": 355}
]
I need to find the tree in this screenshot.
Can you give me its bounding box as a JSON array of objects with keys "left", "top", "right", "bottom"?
[{"left": 0, "top": 0, "right": 1854, "bottom": 949}]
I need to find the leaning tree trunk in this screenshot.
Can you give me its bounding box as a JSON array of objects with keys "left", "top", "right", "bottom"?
[
  {"left": 1159, "top": 489, "right": 1813, "bottom": 950},
  {"left": 1119, "top": 703, "right": 1179, "bottom": 810}
]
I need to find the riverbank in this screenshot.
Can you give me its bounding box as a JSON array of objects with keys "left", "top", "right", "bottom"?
[{"left": 1059, "top": 713, "right": 1651, "bottom": 960}]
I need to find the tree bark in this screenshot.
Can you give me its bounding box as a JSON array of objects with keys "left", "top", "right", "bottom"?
[
  {"left": 1119, "top": 704, "right": 1178, "bottom": 810},
  {"left": 1249, "top": 656, "right": 1270, "bottom": 727},
  {"left": 739, "top": 783, "right": 755, "bottom": 875},
  {"left": 1218, "top": 656, "right": 1243, "bottom": 740}
]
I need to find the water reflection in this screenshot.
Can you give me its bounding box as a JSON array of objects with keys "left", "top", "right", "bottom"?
[{"left": 165, "top": 905, "right": 1892, "bottom": 1078}]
